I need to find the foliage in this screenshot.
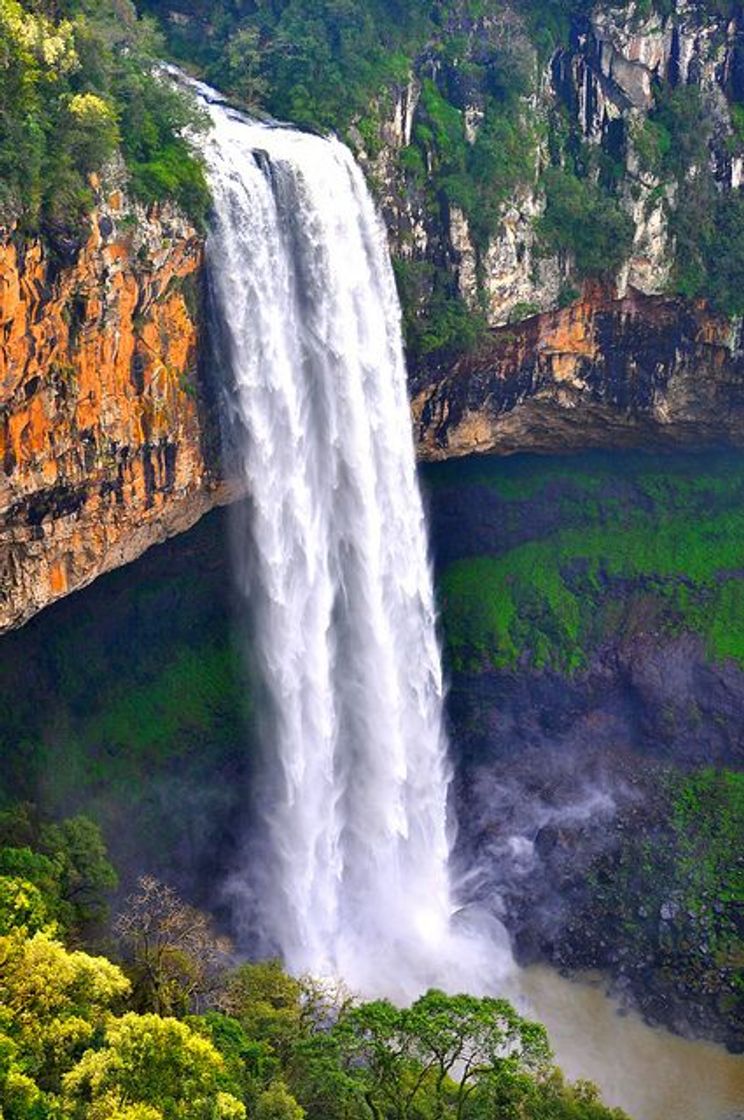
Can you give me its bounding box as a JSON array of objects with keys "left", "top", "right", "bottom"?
[
  {"left": 332, "top": 989, "right": 551, "bottom": 1119},
  {"left": 0, "top": 929, "right": 130, "bottom": 1091},
  {"left": 431, "top": 451, "right": 744, "bottom": 673},
  {"left": 672, "top": 769, "right": 744, "bottom": 929},
  {"left": 0, "top": 876, "right": 54, "bottom": 937},
  {"left": 221, "top": 961, "right": 303, "bottom": 1064},
  {"left": 0, "top": 0, "right": 208, "bottom": 232},
  {"left": 115, "top": 876, "right": 231, "bottom": 1016},
  {"left": 254, "top": 1081, "right": 305, "bottom": 1120},
  {"left": 0, "top": 849, "right": 625, "bottom": 1120},
  {"left": 394, "top": 258, "right": 488, "bottom": 359},
  {"left": 536, "top": 167, "right": 634, "bottom": 278},
  {"left": 63, "top": 1013, "right": 246, "bottom": 1120},
  {"left": 633, "top": 82, "right": 744, "bottom": 315},
  {"left": 141, "top": 0, "right": 434, "bottom": 131},
  {"left": 0, "top": 806, "right": 117, "bottom": 937},
  {"left": 415, "top": 77, "right": 539, "bottom": 251}
]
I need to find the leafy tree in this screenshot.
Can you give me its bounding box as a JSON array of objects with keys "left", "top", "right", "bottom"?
[
  {"left": 0, "top": 877, "right": 55, "bottom": 937},
  {"left": 63, "top": 92, "right": 120, "bottom": 173},
  {"left": 219, "top": 25, "right": 268, "bottom": 108},
  {"left": 38, "top": 815, "right": 118, "bottom": 934},
  {"left": 0, "top": 807, "right": 118, "bottom": 937},
  {"left": 0, "top": 1029, "right": 49, "bottom": 1120},
  {"left": 0, "top": 930, "right": 130, "bottom": 1090},
  {"left": 0, "top": 0, "right": 208, "bottom": 231},
  {"left": 220, "top": 960, "right": 303, "bottom": 1065},
  {"left": 190, "top": 1011, "right": 278, "bottom": 1110},
  {"left": 255, "top": 1080, "right": 306, "bottom": 1120},
  {"left": 331, "top": 989, "right": 552, "bottom": 1120},
  {"left": 62, "top": 1013, "right": 246, "bottom": 1120}
]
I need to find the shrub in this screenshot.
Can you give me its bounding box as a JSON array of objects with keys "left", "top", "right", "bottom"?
[{"left": 536, "top": 166, "right": 634, "bottom": 277}]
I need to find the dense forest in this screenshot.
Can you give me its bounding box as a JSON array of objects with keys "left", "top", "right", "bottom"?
[{"left": 0, "top": 0, "right": 208, "bottom": 233}]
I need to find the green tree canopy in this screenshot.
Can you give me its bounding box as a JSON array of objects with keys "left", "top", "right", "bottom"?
[{"left": 63, "top": 1013, "right": 246, "bottom": 1120}]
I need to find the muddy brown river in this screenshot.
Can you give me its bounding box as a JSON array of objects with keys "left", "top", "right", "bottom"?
[{"left": 514, "top": 968, "right": 744, "bottom": 1120}]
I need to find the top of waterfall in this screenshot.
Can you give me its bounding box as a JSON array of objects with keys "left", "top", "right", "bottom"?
[{"left": 161, "top": 63, "right": 328, "bottom": 139}]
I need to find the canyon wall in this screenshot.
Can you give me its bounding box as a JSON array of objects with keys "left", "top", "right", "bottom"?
[
  {"left": 412, "top": 285, "right": 744, "bottom": 458},
  {"left": 360, "top": 0, "right": 744, "bottom": 326},
  {"left": 4, "top": 1, "right": 744, "bottom": 631},
  {"left": 0, "top": 192, "right": 229, "bottom": 633}
]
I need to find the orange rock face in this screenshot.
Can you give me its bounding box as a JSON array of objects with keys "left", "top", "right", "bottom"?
[
  {"left": 0, "top": 204, "right": 228, "bottom": 632},
  {"left": 412, "top": 286, "right": 744, "bottom": 460}
]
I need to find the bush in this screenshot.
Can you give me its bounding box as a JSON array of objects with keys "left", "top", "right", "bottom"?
[{"left": 536, "top": 166, "right": 634, "bottom": 277}]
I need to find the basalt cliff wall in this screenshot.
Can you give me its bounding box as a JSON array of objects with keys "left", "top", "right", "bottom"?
[
  {"left": 5, "top": 0, "right": 744, "bottom": 632},
  {"left": 0, "top": 194, "right": 228, "bottom": 634},
  {"left": 4, "top": 244, "right": 743, "bottom": 634},
  {"left": 412, "top": 285, "right": 744, "bottom": 458}
]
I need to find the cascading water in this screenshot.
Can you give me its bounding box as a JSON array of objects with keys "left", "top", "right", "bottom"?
[{"left": 197, "top": 86, "right": 505, "bottom": 997}]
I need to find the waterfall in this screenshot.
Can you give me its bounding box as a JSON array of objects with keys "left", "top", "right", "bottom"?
[{"left": 197, "top": 87, "right": 504, "bottom": 996}]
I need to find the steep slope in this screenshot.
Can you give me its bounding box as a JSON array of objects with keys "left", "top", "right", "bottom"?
[
  {"left": 0, "top": 192, "right": 227, "bottom": 632},
  {"left": 5, "top": 0, "right": 744, "bottom": 631}
]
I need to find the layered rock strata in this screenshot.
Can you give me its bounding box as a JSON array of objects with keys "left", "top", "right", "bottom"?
[
  {"left": 412, "top": 286, "right": 744, "bottom": 458},
  {"left": 0, "top": 197, "right": 227, "bottom": 633}
]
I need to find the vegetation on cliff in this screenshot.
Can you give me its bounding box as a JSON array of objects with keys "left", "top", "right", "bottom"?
[
  {"left": 0, "top": 0, "right": 208, "bottom": 235},
  {"left": 435, "top": 452, "right": 744, "bottom": 674},
  {"left": 0, "top": 815, "right": 628, "bottom": 1120},
  {"left": 425, "top": 450, "right": 744, "bottom": 1044},
  {"left": 139, "top": 0, "right": 744, "bottom": 357},
  {"left": 6, "top": 0, "right": 744, "bottom": 349}
]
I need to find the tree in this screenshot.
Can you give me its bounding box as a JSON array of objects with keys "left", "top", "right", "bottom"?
[
  {"left": 64, "top": 92, "right": 120, "bottom": 173},
  {"left": 0, "top": 1030, "right": 49, "bottom": 1120},
  {"left": 220, "top": 960, "right": 303, "bottom": 1064},
  {"left": 0, "top": 929, "right": 130, "bottom": 1091},
  {"left": 115, "top": 876, "right": 231, "bottom": 1016},
  {"left": 190, "top": 1011, "right": 278, "bottom": 1112},
  {"left": 0, "top": 876, "right": 55, "bottom": 937},
  {"left": 0, "top": 807, "right": 118, "bottom": 936},
  {"left": 219, "top": 24, "right": 268, "bottom": 108},
  {"left": 255, "top": 1081, "right": 305, "bottom": 1120},
  {"left": 62, "top": 1013, "right": 246, "bottom": 1120},
  {"left": 38, "top": 814, "right": 118, "bottom": 934},
  {"left": 331, "top": 989, "right": 551, "bottom": 1120}
]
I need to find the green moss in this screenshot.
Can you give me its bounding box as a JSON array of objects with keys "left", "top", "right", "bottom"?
[
  {"left": 435, "top": 452, "right": 744, "bottom": 672},
  {"left": 34, "top": 643, "right": 249, "bottom": 810},
  {"left": 672, "top": 769, "right": 744, "bottom": 912}
]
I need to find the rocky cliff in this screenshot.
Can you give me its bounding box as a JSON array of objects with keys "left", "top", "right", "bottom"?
[
  {"left": 360, "top": 0, "right": 744, "bottom": 330},
  {"left": 0, "top": 190, "right": 226, "bottom": 633},
  {"left": 412, "top": 284, "right": 744, "bottom": 457},
  {"left": 4, "top": 0, "right": 744, "bottom": 633}
]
